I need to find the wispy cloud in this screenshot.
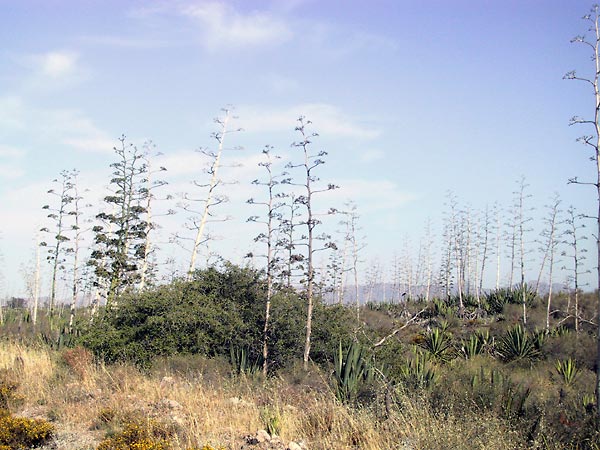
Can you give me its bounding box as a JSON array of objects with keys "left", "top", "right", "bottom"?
[
  {"left": 132, "top": 1, "right": 293, "bottom": 50},
  {"left": 360, "top": 149, "right": 385, "bottom": 163},
  {"left": 261, "top": 73, "right": 299, "bottom": 94},
  {"left": 182, "top": 2, "right": 293, "bottom": 49},
  {"left": 37, "top": 109, "right": 115, "bottom": 153},
  {"left": 79, "top": 35, "right": 170, "bottom": 49},
  {"left": 0, "top": 96, "right": 115, "bottom": 154},
  {"left": 0, "top": 96, "right": 26, "bottom": 130},
  {"left": 16, "top": 50, "right": 88, "bottom": 92},
  {"left": 37, "top": 51, "right": 79, "bottom": 78},
  {"left": 239, "top": 103, "right": 382, "bottom": 139},
  {"left": 0, "top": 145, "right": 25, "bottom": 159},
  {"left": 0, "top": 164, "right": 25, "bottom": 180},
  {"left": 327, "top": 178, "right": 415, "bottom": 213}
]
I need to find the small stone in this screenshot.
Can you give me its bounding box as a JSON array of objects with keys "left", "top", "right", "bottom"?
[
  {"left": 256, "top": 429, "right": 271, "bottom": 443},
  {"left": 160, "top": 376, "right": 175, "bottom": 389},
  {"left": 160, "top": 398, "right": 183, "bottom": 410},
  {"left": 287, "top": 442, "right": 302, "bottom": 450}
]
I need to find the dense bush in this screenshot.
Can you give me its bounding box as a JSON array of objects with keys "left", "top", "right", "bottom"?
[{"left": 79, "top": 263, "right": 358, "bottom": 370}]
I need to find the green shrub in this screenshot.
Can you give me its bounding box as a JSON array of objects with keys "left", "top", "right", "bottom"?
[{"left": 80, "top": 263, "right": 359, "bottom": 371}]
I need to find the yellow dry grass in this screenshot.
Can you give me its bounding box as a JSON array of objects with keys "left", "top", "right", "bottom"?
[{"left": 0, "top": 341, "right": 527, "bottom": 450}]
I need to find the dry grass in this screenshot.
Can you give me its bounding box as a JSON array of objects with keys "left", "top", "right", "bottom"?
[{"left": 0, "top": 341, "right": 528, "bottom": 450}]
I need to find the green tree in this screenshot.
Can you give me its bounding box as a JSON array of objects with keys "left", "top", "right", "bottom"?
[{"left": 89, "top": 136, "right": 149, "bottom": 307}]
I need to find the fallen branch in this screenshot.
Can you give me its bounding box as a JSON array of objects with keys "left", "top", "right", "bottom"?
[
  {"left": 372, "top": 307, "right": 427, "bottom": 348},
  {"left": 557, "top": 313, "right": 597, "bottom": 328}
]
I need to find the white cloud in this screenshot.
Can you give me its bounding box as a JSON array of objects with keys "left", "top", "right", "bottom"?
[
  {"left": 261, "top": 73, "right": 299, "bottom": 94},
  {"left": 180, "top": 2, "right": 292, "bottom": 49},
  {"left": 0, "top": 144, "right": 25, "bottom": 180},
  {"left": 359, "top": 149, "right": 385, "bottom": 163},
  {"left": 0, "top": 96, "right": 26, "bottom": 130},
  {"left": 36, "top": 108, "right": 115, "bottom": 154},
  {"left": 16, "top": 50, "right": 86, "bottom": 92},
  {"left": 0, "top": 96, "right": 116, "bottom": 154},
  {"left": 0, "top": 164, "right": 25, "bottom": 180},
  {"left": 62, "top": 137, "right": 117, "bottom": 154},
  {"left": 38, "top": 51, "right": 79, "bottom": 78},
  {"left": 239, "top": 103, "right": 381, "bottom": 139},
  {"left": 79, "top": 35, "right": 169, "bottom": 49},
  {"left": 0, "top": 145, "right": 25, "bottom": 159},
  {"left": 327, "top": 178, "right": 415, "bottom": 213}
]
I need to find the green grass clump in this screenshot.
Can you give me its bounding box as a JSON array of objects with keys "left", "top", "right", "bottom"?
[{"left": 0, "top": 408, "right": 54, "bottom": 449}]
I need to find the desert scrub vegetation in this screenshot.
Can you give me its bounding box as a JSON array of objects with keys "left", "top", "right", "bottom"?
[
  {"left": 0, "top": 358, "right": 55, "bottom": 449},
  {"left": 2, "top": 265, "right": 600, "bottom": 448},
  {"left": 0, "top": 338, "right": 550, "bottom": 449}
]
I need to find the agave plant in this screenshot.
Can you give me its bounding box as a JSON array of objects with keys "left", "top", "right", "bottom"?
[
  {"left": 555, "top": 358, "right": 579, "bottom": 386},
  {"left": 399, "top": 349, "right": 437, "bottom": 389},
  {"left": 582, "top": 393, "right": 595, "bottom": 411},
  {"left": 419, "top": 327, "right": 454, "bottom": 362},
  {"left": 496, "top": 324, "right": 539, "bottom": 362},
  {"left": 229, "top": 346, "right": 261, "bottom": 376},
  {"left": 501, "top": 379, "right": 531, "bottom": 420},
  {"left": 432, "top": 299, "right": 456, "bottom": 318},
  {"left": 460, "top": 333, "right": 487, "bottom": 359},
  {"left": 484, "top": 286, "right": 537, "bottom": 315},
  {"left": 470, "top": 366, "right": 530, "bottom": 419},
  {"left": 333, "top": 341, "right": 373, "bottom": 403}
]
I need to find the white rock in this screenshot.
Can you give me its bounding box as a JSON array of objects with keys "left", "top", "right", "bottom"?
[
  {"left": 160, "top": 376, "right": 175, "bottom": 389},
  {"left": 256, "top": 429, "right": 271, "bottom": 443}
]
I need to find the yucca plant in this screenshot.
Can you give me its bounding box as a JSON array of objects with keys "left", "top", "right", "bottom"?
[
  {"left": 460, "top": 333, "right": 485, "bottom": 359},
  {"left": 229, "top": 346, "right": 261, "bottom": 376},
  {"left": 532, "top": 328, "right": 547, "bottom": 351},
  {"left": 470, "top": 366, "right": 530, "bottom": 420},
  {"left": 419, "top": 327, "right": 454, "bottom": 362},
  {"left": 550, "top": 325, "right": 571, "bottom": 338},
  {"left": 483, "top": 288, "right": 511, "bottom": 314},
  {"left": 399, "top": 349, "right": 437, "bottom": 389},
  {"left": 333, "top": 341, "right": 372, "bottom": 403},
  {"left": 501, "top": 379, "right": 531, "bottom": 420},
  {"left": 259, "top": 406, "right": 281, "bottom": 436},
  {"left": 432, "top": 299, "right": 456, "bottom": 318},
  {"left": 496, "top": 324, "right": 539, "bottom": 362},
  {"left": 582, "top": 393, "right": 595, "bottom": 411},
  {"left": 471, "top": 366, "right": 505, "bottom": 390},
  {"left": 555, "top": 358, "right": 579, "bottom": 386}
]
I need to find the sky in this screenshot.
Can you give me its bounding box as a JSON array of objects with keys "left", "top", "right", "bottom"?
[{"left": 0, "top": 0, "right": 599, "bottom": 298}]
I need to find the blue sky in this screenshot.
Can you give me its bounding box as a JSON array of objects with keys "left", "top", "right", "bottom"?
[{"left": 0, "top": 0, "right": 598, "bottom": 297}]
